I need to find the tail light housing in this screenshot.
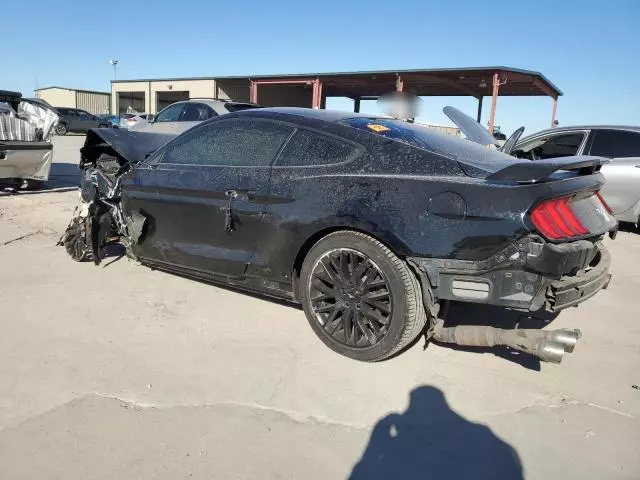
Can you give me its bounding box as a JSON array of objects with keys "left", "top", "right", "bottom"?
[{"left": 531, "top": 197, "right": 587, "bottom": 239}]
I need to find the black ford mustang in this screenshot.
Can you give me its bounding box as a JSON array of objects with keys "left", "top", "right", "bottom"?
[{"left": 63, "top": 107, "right": 617, "bottom": 362}]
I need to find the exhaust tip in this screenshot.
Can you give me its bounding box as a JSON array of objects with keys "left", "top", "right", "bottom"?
[
  {"left": 550, "top": 329, "right": 582, "bottom": 353},
  {"left": 537, "top": 340, "right": 566, "bottom": 364}
]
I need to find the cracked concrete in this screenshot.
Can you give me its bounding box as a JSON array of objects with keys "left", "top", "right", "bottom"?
[{"left": 0, "top": 135, "right": 639, "bottom": 479}]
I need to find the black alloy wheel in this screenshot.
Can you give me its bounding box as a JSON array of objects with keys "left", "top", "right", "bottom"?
[
  {"left": 300, "top": 231, "right": 428, "bottom": 362},
  {"left": 309, "top": 248, "right": 392, "bottom": 348},
  {"left": 55, "top": 123, "right": 68, "bottom": 135}
]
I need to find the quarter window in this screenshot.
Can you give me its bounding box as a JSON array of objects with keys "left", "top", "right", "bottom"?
[
  {"left": 589, "top": 130, "right": 640, "bottom": 158},
  {"left": 276, "top": 129, "right": 357, "bottom": 166},
  {"left": 160, "top": 119, "right": 294, "bottom": 167}
]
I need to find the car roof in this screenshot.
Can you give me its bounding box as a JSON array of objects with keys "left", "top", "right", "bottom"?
[
  {"left": 240, "top": 106, "right": 382, "bottom": 122},
  {"left": 168, "top": 98, "right": 257, "bottom": 107},
  {"left": 522, "top": 125, "right": 640, "bottom": 139}
]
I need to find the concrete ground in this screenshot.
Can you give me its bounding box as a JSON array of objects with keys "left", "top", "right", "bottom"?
[{"left": 0, "top": 135, "right": 638, "bottom": 479}]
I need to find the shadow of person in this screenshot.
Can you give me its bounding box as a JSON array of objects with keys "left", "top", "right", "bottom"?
[{"left": 350, "top": 386, "right": 523, "bottom": 480}]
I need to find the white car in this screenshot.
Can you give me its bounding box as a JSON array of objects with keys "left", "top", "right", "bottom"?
[
  {"left": 119, "top": 113, "right": 153, "bottom": 130},
  {"left": 131, "top": 99, "right": 260, "bottom": 135}
]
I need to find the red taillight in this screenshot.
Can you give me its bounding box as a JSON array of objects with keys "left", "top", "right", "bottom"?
[
  {"left": 595, "top": 191, "right": 613, "bottom": 213},
  {"left": 530, "top": 196, "right": 588, "bottom": 240}
]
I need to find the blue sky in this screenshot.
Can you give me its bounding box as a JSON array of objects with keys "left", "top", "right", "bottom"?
[{"left": 4, "top": 0, "right": 639, "bottom": 134}]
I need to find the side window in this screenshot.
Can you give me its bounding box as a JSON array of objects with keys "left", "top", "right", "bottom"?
[
  {"left": 181, "top": 103, "right": 216, "bottom": 121},
  {"left": 155, "top": 103, "right": 184, "bottom": 123},
  {"left": 160, "top": 119, "right": 294, "bottom": 167},
  {"left": 275, "top": 129, "right": 357, "bottom": 167},
  {"left": 515, "top": 132, "right": 585, "bottom": 160},
  {"left": 589, "top": 130, "right": 640, "bottom": 158}
]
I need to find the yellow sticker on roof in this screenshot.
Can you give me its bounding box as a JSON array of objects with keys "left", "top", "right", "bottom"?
[{"left": 367, "top": 124, "right": 391, "bottom": 133}]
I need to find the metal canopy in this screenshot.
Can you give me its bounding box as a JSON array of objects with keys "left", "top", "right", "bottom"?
[
  {"left": 248, "top": 67, "right": 562, "bottom": 132},
  {"left": 250, "top": 66, "right": 562, "bottom": 100}
]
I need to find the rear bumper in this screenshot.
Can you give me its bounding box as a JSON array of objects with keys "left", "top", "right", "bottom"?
[
  {"left": 0, "top": 141, "right": 54, "bottom": 181},
  {"left": 545, "top": 246, "right": 611, "bottom": 311},
  {"left": 408, "top": 237, "right": 612, "bottom": 312}
]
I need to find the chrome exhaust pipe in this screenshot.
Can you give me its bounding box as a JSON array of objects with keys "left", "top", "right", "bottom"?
[
  {"left": 431, "top": 325, "right": 581, "bottom": 363},
  {"left": 534, "top": 339, "right": 566, "bottom": 364},
  {"left": 542, "top": 329, "right": 581, "bottom": 353}
]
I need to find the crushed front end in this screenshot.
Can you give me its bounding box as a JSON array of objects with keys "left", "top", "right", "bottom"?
[{"left": 60, "top": 129, "right": 173, "bottom": 264}]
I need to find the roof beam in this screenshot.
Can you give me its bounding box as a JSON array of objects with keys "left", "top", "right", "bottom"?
[
  {"left": 402, "top": 74, "right": 481, "bottom": 98},
  {"left": 532, "top": 77, "right": 557, "bottom": 99}
]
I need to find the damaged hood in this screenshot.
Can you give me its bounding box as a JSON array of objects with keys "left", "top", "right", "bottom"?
[
  {"left": 81, "top": 128, "right": 176, "bottom": 166},
  {"left": 443, "top": 106, "right": 525, "bottom": 154}
]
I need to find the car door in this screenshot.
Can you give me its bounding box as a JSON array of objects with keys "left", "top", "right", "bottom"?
[
  {"left": 142, "top": 102, "right": 186, "bottom": 134},
  {"left": 177, "top": 102, "right": 217, "bottom": 132},
  {"left": 588, "top": 129, "right": 640, "bottom": 217},
  {"left": 122, "top": 117, "right": 294, "bottom": 278},
  {"left": 512, "top": 131, "right": 587, "bottom": 160},
  {"left": 65, "top": 109, "right": 82, "bottom": 131},
  {"left": 73, "top": 110, "right": 92, "bottom": 131}
]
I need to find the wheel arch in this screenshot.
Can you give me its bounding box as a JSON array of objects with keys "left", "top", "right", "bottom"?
[{"left": 290, "top": 224, "right": 410, "bottom": 301}]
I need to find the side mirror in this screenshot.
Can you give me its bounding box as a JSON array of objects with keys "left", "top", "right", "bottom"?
[{"left": 147, "top": 114, "right": 155, "bottom": 123}]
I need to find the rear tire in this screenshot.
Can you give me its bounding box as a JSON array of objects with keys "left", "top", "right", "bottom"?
[
  {"left": 299, "top": 231, "right": 428, "bottom": 362},
  {"left": 55, "top": 123, "right": 68, "bottom": 135}
]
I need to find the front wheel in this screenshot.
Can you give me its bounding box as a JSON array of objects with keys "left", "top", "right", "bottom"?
[
  {"left": 299, "top": 231, "right": 428, "bottom": 362},
  {"left": 55, "top": 123, "right": 68, "bottom": 135}
]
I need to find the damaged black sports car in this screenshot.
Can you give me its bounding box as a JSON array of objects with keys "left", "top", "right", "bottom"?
[{"left": 62, "top": 107, "right": 617, "bottom": 362}]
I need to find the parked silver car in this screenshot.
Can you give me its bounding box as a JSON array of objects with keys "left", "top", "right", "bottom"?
[
  {"left": 130, "top": 99, "right": 260, "bottom": 135},
  {"left": 512, "top": 126, "right": 640, "bottom": 224}
]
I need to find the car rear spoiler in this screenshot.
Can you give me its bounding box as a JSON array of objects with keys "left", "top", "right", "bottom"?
[{"left": 487, "top": 156, "right": 608, "bottom": 183}]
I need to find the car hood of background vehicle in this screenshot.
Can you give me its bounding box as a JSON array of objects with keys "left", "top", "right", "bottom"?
[{"left": 81, "top": 128, "right": 177, "bottom": 166}]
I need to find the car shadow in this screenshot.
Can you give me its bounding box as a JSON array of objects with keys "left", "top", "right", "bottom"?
[
  {"left": 46, "top": 162, "right": 81, "bottom": 189},
  {"left": 147, "top": 264, "right": 303, "bottom": 311},
  {"left": 349, "top": 386, "right": 523, "bottom": 480},
  {"left": 618, "top": 222, "right": 638, "bottom": 234},
  {"left": 100, "top": 244, "right": 127, "bottom": 268},
  {"left": 429, "top": 301, "right": 559, "bottom": 371}
]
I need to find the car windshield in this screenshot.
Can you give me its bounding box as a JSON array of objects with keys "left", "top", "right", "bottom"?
[{"left": 341, "top": 117, "right": 516, "bottom": 175}]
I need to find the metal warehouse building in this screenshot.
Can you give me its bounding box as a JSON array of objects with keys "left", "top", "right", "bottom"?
[
  {"left": 35, "top": 86, "right": 111, "bottom": 115},
  {"left": 111, "top": 66, "right": 562, "bottom": 132}
]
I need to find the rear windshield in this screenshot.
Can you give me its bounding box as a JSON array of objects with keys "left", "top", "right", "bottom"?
[
  {"left": 225, "top": 103, "right": 261, "bottom": 113},
  {"left": 341, "top": 117, "right": 516, "bottom": 176}
]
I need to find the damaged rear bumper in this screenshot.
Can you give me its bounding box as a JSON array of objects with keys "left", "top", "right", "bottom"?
[
  {"left": 545, "top": 246, "right": 611, "bottom": 311},
  {"left": 0, "top": 141, "right": 53, "bottom": 181},
  {"left": 408, "top": 236, "right": 612, "bottom": 312}
]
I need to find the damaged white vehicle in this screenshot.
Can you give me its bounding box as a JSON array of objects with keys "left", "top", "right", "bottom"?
[{"left": 0, "top": 90, "right": 60, "bottom": 189}]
